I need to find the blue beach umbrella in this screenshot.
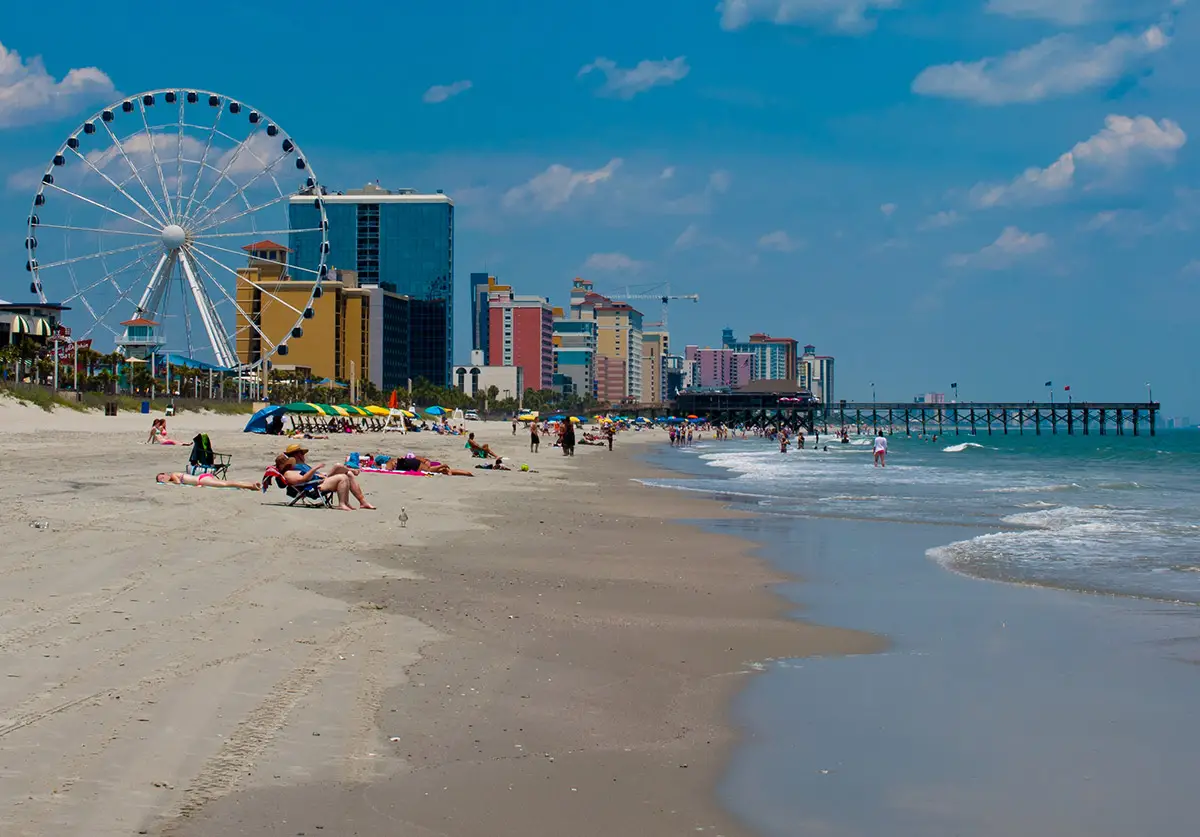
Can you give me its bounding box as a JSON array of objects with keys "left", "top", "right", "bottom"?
[
  {"left": 424, "top": 405, "right": 448, "bottom": 416},
  {"left": 546, "top": 414, "right": 566, "bottom": 422},
  {"left": 244, "top": 404, "right": 286, "bottom": 433}
]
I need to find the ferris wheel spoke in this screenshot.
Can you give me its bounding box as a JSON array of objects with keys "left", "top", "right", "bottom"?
[
  {"left": 186, "top": 244, "right": 303, "bottom": 316},
  {"left": 180, "top": 104, "right": 225, "bottom": 222},
  {"left": 35, "top": 222, "right": 160, "bottom": 238},
  {"left": 99, "top": 119, "right": 170, "bottom": 223},
  {"left": 188, "top": 127, "right": 266, "bottom": 223},
  {"left": 189, "top": 239, "right": 322, "bottom": 276},
  {"left": 78, "top": 261, "right": 160, "bottom": 339},
  {"left": 138, "top": 100, "right": 176, "bottom": 220},
  {"left": 192, "top": 227, "right": 322, "bottom": 240},
  {"left": 184, "top": 248, "right": 274, "bottom": 364},
  {"left": 189, "top": 190, "right": 292, "bottom": 234},
  {"left": 175, "top": 95, "right": 187, "bottom": 215},
  {"left": 60, "top": 248, "right": 158, "bottom": 302},
  {"left": 42, "top": 181, "right": 163, "bottom": 234},
  {"left": 64, "top": 146, "right": 165, "bottom": 230},
  {"left": 179, "top": 251, "right": 240, "bottom": 368},
  {"left": 36, "top": 240, "right": 157, "bottom": 271},
  {"left": 188, "top": 151, "right": 290, "bottom": 230}
]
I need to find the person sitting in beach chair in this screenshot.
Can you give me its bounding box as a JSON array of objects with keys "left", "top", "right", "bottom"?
[
  {"left": 267, "top": 455, "right": 367, "bottom": 511},
  {"left": 280, "top": 448, "right": 375, "bottom": 509},
  {"left": 466, "top": 432, "right": 499, "bottom": 460},
  {"left": 157, "top": 472, "right": 260, "bottom": 490}
]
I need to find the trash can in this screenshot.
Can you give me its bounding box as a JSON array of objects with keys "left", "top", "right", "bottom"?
[
  {"left": 140, "top": 400, "right": 150, "bottom": 414},
  {"left": 104, "top": 402, "right": 118, "bottom": 416}
]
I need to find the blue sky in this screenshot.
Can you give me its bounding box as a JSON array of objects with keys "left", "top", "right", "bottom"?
[{"left": 1, "top": 0, "right": 1197, "bottom": 414}]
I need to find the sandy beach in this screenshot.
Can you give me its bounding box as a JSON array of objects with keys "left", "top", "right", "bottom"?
[{"left": 0, "top": 400, "right": 879, "bottom": 837}]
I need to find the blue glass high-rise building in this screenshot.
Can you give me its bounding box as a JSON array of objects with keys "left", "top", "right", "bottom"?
[{"left": 290, "top": 185, "right": 453, "bottom": 386}]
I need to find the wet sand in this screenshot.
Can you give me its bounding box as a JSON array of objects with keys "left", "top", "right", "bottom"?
[{"left": 0, "top": 401, "right": 879, "bottom": 837}]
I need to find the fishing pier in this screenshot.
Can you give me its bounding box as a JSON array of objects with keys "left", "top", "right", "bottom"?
[{"left": 667, "top": 392, "right": 1161, "bottom": 437}]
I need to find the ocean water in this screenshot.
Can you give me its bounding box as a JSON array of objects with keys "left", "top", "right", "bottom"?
[
  {"left": 645, "top": 429, "right": 1200, "bottom": 603},
  {"left": 641, "top": 429, "right": 1200, "bottom": 837}
]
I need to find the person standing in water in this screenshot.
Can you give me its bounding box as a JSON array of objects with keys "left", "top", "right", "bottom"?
[{"left": 873, "top": 430, "right": 888, "bottom": 467}]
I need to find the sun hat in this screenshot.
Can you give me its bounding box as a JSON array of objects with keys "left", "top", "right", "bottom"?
[{"left": 285, "top": 443, "right": 308, "bottom": 455}]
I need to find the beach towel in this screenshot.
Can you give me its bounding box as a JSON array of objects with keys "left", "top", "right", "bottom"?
[{"left": 358, "top": 467, "right": 434, "bottom": 476}]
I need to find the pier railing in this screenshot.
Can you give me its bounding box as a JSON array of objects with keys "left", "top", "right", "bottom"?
[
  {"left": 645, "top": 399, "right": 1161, "bottom": 437},
  {"left": 817, "top": 402, "right": 1160, "bottom": 437}
]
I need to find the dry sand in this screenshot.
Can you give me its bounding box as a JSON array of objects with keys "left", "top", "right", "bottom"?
[{"left": 0, "top": 399, "right": 881, "bottom": 836}]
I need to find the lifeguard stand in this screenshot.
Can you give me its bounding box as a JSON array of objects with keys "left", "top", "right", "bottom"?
[{"left": 117, "top": 316, "right": 164, "bottom": 361}]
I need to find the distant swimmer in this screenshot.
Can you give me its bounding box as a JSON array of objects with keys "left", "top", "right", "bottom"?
[{"left": 873, "top": 430, "right": 888, "bottom": 468}]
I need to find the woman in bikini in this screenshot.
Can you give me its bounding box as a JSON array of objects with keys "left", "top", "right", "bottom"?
[{"left": 156, "top": 472, "right": 261, "bottom": 490}]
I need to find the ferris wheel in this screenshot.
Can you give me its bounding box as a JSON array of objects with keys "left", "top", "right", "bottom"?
[{"left": 24, "top": 88, "right": 329, "bottom": 371}]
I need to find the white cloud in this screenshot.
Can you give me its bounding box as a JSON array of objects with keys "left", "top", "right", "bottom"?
[
  {"left": 583, "top": 252, "right": 645, "bottom": 271},
  {"left": 673, "top": 223, "right": 701, "bottom": 250},
  {"left": 985, "top": 0, "right": 1103, "bottom": 24},
  {"left": 911, "top": 24, "right": 1168, "bottom": 105},
  {"left": 0, "top": 41, "right": 116, "bottom": 129},
  {"left": 758, "top": 230, "right": 802, "bottom": 252},
  {"left": 919, "top": 209, "right": 961, "bottom": 230},
  {"left": 578, "top": 57, "right": 690, "bottom": 99},
  {"left": 972, "top": 114, "right": 1185, "bottom": 207},
  {"left": 880, "top": 202, "right": 897, "bottom": 216},
  {"left": 660, "top": 166, "right": 676, "bottom": 179},
  {"left": 1180, "top": 258, "right": 1200, "bottom": 275},
  {"left": 946, "top": 226, "right": 1050, "bottom": 269},
  {"left": 717, "top": 0, "right": 902, "bottom": 34},
  {"left": 502, "top": 158, "right": 623, "bottom": 211},
  {"left": 707, "top": 170, "right": 732, "bottom": 194},
  {"left": 422, "top": 80, "right": 472, "bottom": 104}
]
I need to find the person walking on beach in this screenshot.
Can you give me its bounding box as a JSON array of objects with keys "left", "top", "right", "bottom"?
[
  {"left": 606, "top": 424, "right": 615, "bottom": 451},
  {"left": 530, "top": 422, "right": 540, "bottom": 453},
  {"left": 561, "top": 418, "right": 576, "bottom": 457},
  {"left": 512, "top": 419, "right": 518, "bottom": 436},
  {"left": 873, "top": 430, "right": 888, "bottom": 467}
]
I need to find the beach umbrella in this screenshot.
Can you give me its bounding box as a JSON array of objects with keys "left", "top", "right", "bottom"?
[
  {"left": 365, "top": 405, "right": 391, "bottom": 416},
  {"left": 635, "top": 416, "right": 650, "bottom": 423},
  {"left": 283, "top": 402, "right": 325, "bottom": 414},
  {"left": 517, "top": 413, "right": 537, "bottom": 422},
  {"left": 424, "top": 405, "right": 448, "bottom": 416},
  {"left": 338, "top": 404, "right": 372, "bottom": 416},
  {"left": 399, "top": 408, "right": 417, "bottom": 418},
  {"left": 546, "top": 414, "right": 566, "bottom": 422},
  {"left": 388, "top": 390, "right": 399, "bottom": 410},
  {"left": 314, "top": 377, "right": 346, "bottom": 388},
  {"left": 687, "top": 414, "right": 699, "bottom": 420},
  {"left": 244, "top": 404, "right": 286, "bottom": 433},
  {"left": 568, "top": 416, "right": 581, "bottom": 423}
]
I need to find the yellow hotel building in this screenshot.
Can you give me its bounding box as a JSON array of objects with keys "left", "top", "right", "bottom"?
[{"left": 235, "top": 241, "right": 368, "bottom": 382}]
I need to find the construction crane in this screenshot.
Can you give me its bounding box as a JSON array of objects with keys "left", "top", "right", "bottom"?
[{"left": 616, "top": 286, "right": 700, "bottom": 331}]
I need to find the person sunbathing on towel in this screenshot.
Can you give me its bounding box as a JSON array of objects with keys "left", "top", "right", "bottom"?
[
  {"left": 156, "top": 472, "right": 260, "bottom": 490},
  {"left": 466, "top": 432, "right": 499, "bottom": 460},
  {"left": 282, "top": 446, "right": 375, "bottom": 509},
  {"left": 380, "top": 453, "right": 474, "bottom": 477}
]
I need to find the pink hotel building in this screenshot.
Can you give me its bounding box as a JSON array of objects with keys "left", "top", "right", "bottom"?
[
  {"left": 488, "top": 289, "right": 555, "bottom": 391},
  {"left": 684, "top": 345, "right": 754, "bottom": 388}
]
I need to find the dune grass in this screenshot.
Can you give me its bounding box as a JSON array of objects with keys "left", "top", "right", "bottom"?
[{"left": 0, "top": 384, "right": 254, "bottom": 415}]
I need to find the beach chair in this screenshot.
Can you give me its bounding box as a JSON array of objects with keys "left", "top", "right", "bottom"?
[
  {"left": 261, "top": 466, "right": 335, "bottom": 508},
  {"left": 188, "top": 433, "right": 231, "bottom": 479}
]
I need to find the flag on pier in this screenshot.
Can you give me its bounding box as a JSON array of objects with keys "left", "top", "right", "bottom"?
[
  {"left": 1044, "top": 381, "right": 1052, "bottom": 387},
  {"left": 1064, "top": 385, "right": 1071, "bottom": 392}
]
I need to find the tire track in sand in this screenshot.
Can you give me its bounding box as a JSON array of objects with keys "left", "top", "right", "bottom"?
[{"left": 161, "top": 614, "right": 383, "bottom": 830}]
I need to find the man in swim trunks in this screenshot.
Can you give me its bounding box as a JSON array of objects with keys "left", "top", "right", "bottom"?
[{"left": 156, "top": 472, "right": 260, "bottom": 490}]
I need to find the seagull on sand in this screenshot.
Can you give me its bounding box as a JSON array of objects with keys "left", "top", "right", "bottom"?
[{"left": 398, "top": 508, "right": 409, "bottom": 528}]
